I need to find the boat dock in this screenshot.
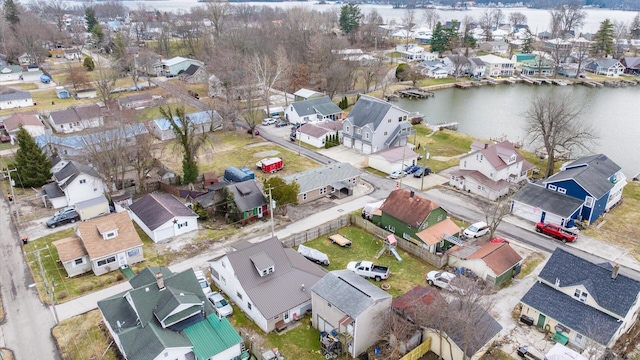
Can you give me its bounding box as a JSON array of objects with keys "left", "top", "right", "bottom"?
[
  {"left": 427, "top": 122, "right": 458, "bottom": 131},
  {"left": 579, "top": 80, "right": 604, "bottom": 88},
  {"left": 455, "top": 82, "right": 473, "bottom": 89},
  {"left": 520, "top": 76, "right": 541, "bottom": 85},
  {"left": 397, "top": 88, "right": 435, "bottom": 99}
]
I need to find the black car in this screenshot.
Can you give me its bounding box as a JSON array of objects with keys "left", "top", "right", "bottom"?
[
  {"left": 46, "top": 211, "right": 80, "bottom": 228},
  {"left": 413, "top": 166, "right": 432, "bottom": 178}
]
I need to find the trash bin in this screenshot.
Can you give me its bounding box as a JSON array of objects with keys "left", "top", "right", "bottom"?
[
  {"left": 21, "top": 236, "right": 28, "bottom": 245},
  {"left": 517, "top": 346, "right": 528, "bottom": 358}
]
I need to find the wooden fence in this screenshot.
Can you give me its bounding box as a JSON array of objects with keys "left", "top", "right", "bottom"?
[
  {"left": 280, "top": 214, "right": 448, "bottom": 269},
  {"left": 400, "top": 338, "right": 432, "bottom": 360}
]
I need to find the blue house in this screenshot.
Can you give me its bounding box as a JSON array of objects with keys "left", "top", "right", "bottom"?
[{"left": 543, "top": 154, "right": 626, "bottom": 225}]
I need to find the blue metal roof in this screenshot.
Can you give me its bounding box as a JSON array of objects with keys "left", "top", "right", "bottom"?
[
  {"left": 36, "top": 123, "right": 148, "bottom": 150},
  {"left": 151, "top": 111, "right": 212, "bottom": 131}
]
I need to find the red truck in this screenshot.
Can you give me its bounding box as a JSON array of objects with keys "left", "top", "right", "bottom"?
[
  {"left": 535, "top": 222, "right": 578, "bottom": 243},
  {"left": 260, "top": 157, "right": 284, "bottom": 173}
]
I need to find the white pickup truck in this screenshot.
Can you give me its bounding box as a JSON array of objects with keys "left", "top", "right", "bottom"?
[
  {"left": 347, "top": 260, "right": 390, "bottom": 281},
  {"left": 426, "top": 271, "right": 461, "bottom": 293}
]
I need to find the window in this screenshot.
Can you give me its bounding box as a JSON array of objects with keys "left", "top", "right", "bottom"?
[
  {"left": 365, "top": 132, "right": 369, "bottom": 139},
  {"left": 403, "top": 233, "right": 410, "bottom": 240},
  {"left": 548, "top": 184, "right": 557, "bottom": 191},
  {"left": 177, "top": 221, "right": 188, "bottom": 229},
  {"left": 284, "top": 312, "right": 289, "bottom": 320},
  {"left": 437, "top": 215, "right": 443, "bottom": 221},
  {"left": 105, "top": 232, "right": 116, "bottom": 239},
  {"left": 387, "top": 119, "right": 391, "bottom": 123},
  {"left": 463, "top": 161, "right": 467, "bottom": 168},
  {"left": 398, "top": 116, "right": 402, "bottom": 122},
  {"left": 236, "top": 291, "right": 243, "bottom": 300},
  {"left": 79, "top": 179, "right": 86, "bottom": 184},
  {"left": 221, "top": 276, "right": 226, "bottom": 284},
  {"left": 320, "top": 187, "right": 326, "bottom": 195},
  {"left": 127, "top": 248, "right": 140, "bottom": 257},
  {"left": 303, "top": 193, "right": 307, "bottom": 200},
  {"left": 585, "top": 196, "right": 594, "bottom": 208},
  {"left": 384, "top": 131, "right": 388, "bottom": 136},
  {"left": 558, "top": 187, "right": 566, "bottom": 194},
  {"left": 74, "top": 258, "right": 84, "bottom": 265},
  {"left": 97, "top": 256, "right": 116, "bottom": 267},
  {"left": 357, "top": 129, "right": 361, "bottom": 134},
  {"left": 248, "top": 302, "right": 252, "bottom": 310},
  {"left": 574, "top": 289, "right": 588, "bottom": 302},
  {"left": 388, "top": 225, "right": 395, "bottom": 232},
  {"left": 346, "top": 126, "right": 350, "bottom": 132}
]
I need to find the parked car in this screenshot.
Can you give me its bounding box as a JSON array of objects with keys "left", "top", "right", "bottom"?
[
  {"left": 463, "top": 221, "right": 490, "bottom": 238},
  {"left": 53, "top": 206, "right": 76, "bottom": 217},
  {"left": 275, "top": 120, "right": 289, "bottom": 128},
  {"left": 46, "top": 211, "right": 80, "bottom": 228},
  {"left": 426, "top": 271, "right": 460, "bottom": 292},
  {"left": 247, "top": 128, "right": 260, "bottom": 135},
  {"left": 390, "top": 170, "right": 406, "bottom": 179},
  {"left": 535, "top": 222, "right": 578, "bottom": 243},
  {"left": 413, "top": 166, "right": 432, "bottom": 178},
  {"left": 404, "top": 165, "right": 419, "bottom": 174},
  {"left": 207, "top": 291, "right": 233, "bottom": 317},
  {"left": 194, "top": 270, "right": 211, "bottom": 296},
  {"left": 261, "top": 118, "right": 277, "bottom": 126}
]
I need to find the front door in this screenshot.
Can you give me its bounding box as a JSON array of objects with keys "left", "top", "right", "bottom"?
[
  {"left": 537, "top": 314, "right": 546, "bottom": 328},
  {"left": 117, "top": 252, "right": 126, "bottom": 267}
]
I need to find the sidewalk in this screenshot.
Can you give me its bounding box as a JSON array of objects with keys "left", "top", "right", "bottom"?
[{"left": 55, "top": 193, "right": 378, "bottom": 321}]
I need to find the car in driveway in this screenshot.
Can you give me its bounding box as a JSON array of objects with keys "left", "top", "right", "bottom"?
[
  {"left": 54, "top": 206, "right": 76, "bottom": 217},
  {"left": 404, "top": 165, "right": 419, "bottom": 174},
  {"left": 413, "top": 166, "right": 432, "bottom": 178},
  {"left": 390, "top": 170, "right": 406, "bottom": 179},
  {"left": 194, "top": 270, "right": 212, "bottom": 296},
  {"left": 208, "top": 291, "right": 233, "bottom": 317},
  {"left": 463, "top": 221, "right": 490, "bottom": 238},
  {"left": 46, "top": 210, "right": 80, "bottom": 228},
  {"left": 247, "top": 128, "right": 260, "bottom": 135},
  {"left": 261, "top": 118, "right": 277, "bottom": 126},
  {"left": 275, "top": 120, "right": 289, "bottom": 127}
]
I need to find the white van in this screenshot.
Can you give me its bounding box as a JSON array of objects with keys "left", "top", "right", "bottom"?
[{"left": 463, "top": 221, "right": 489, "bottom": 238}]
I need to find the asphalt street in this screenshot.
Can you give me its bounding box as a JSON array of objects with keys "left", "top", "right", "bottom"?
[{"left": 0, "top": 199, "right": 59, "bottom": 359}]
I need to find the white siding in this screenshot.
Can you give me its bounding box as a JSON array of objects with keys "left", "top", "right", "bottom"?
[{"left": 511, "top": 201, "right": 543, "bottom": 223}]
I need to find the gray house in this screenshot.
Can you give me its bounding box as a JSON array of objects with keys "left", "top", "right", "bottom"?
[
  {"left": 283, "top": 163, "right": 362, "bottom": 205},
  {"left": 284, "top": 96, "right": 344, "bottom": 125},
  {"left": 179, "top": 64, "right": 208, "bottom": 83},
  {"left": 311, "top": 270, "right": 392, "bottom": 358},
  {"left": 342, "top": 95, "right": 414, "bottom": 154},
  {"left": 226, "top": 181, "right": 268, "bottom": 224}
]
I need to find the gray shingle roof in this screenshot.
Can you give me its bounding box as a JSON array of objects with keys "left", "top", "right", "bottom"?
[
  {"left": 53, "top": 161, "right": 102, "bottom": 190},
  {"left": 447, "top": 300, "right": 502, "bottom": 357},
  {"left": 538, "top": 248, "right": 640, "bottom": 317},
  {"left": 347, "top": 95, "right": 392, "bottom": 128},
  {"left": 225, "top": 237, "right": 326, "bottom": 320},
  {"left": 291, "top": 96, "right": 342, "bottom": 117},
  {"left": 311, "top": 270, "right": 391, "bottom": 319},
  {"left": 520, "top": 282, "right": 619, "bottom": 345},
  {"left": 283, "top": 162, "right": 361, "bottom": 194},
  {"left": 227, "top": 181, "right": 266, "bottom": 212},
  {"left": 129, "top": 193, "right": 198, "bottom": 231},
  {"left": 511, "top": 183, "right": 584, "bottom": 217},
  {"left": 544, "top": 154, "right": 621, "bottom": 199},
  {"left": 0, "top": 86, "right": 31, "bottom": 101}
]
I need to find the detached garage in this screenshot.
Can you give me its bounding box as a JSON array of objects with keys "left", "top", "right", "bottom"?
[
  {"left": 75, "top": 195, "right": 110, "bottom": 221},
  {"left": 511, "top": 183, "right": 583, "bottom": 227},
  {"left": 365, "top": 146, "right": 419, "bottom": 175},
  {"left": 129, "top": 193, "right": 198, "bottom": 242}
]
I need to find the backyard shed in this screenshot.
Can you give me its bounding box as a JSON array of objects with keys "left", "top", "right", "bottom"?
[
  {"left": 75, "top": 195, "right": 110, "bottom": 221},
  {"left": 55, "top": 87, "right": 70, "bottom": 99}
]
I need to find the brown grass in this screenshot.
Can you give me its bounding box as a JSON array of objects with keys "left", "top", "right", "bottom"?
[{"left": 53, "top": 310, "right": 118, "bottom": 360}]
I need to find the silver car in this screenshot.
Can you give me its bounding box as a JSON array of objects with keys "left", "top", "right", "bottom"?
[{"left": 208, "top": 292, "right": 233, "bottom": 317}]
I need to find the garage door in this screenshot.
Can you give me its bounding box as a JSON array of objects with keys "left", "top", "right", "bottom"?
[
  {"left": 154, "top": 226, "right": 175, "bottom": 242},
  {"left": 344, "top": 137, "right": 352, "bottom": 148},
  {"left": 363, "top": 144, "right": 372, "bottom": 154},
  {"left": 543, "top": 212, "right": 565, "bottom": 226},
  {"left": 511, "top": 201, "right": 542, "bottom": 224},
  {"left": 354, "top": 140, "right": 362, "bottom": 152}
]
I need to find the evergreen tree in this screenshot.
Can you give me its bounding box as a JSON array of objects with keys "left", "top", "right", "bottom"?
[
  {"left": 395, "top": 63, "right": 409, "bottom": 81},
  {"left": 3, "top": 0, "right": 20, "bottom": 27},
  {"left": 13, "top": 127, "right": 51, "bottom": 188},
  {"left": 592, "top": 19, "right": 615, "bottom": 57},
  {"left": 83, "top": 57, "right": 95, "bottom": 71},
  {"left": 521, "top": 29, "right": 535, "bottom": 54},
  {"left": 339, "top": 3, "right": 363, "bottom": 36},
  {"left": 629, "top": 13, "right": 640, "bottom": 40},
  {"left": 430, "top": 22, "right": 448, "bottom": 53},
  {"left": 85, "top": 7, "right": 98, "bottom": 32}
]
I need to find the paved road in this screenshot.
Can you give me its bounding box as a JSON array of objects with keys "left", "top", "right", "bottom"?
[{"left": 0, "top": 199, "right": 59, "bottom": 359}]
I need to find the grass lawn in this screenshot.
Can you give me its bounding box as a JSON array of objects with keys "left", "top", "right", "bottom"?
[
  {"left": 417, "top": 77, "right": 457, "bottom": 87},
  {"left": 53, "top": 310, "right": 118, "bottom": 360},
  {"left": 583, "top": 182, "right": 640, "bottom": 260},
  {"left": 0, "top": 142, "right": 16, "bottom": 151}
]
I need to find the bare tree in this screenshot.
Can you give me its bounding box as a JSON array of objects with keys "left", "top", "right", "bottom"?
[
  {"left": 478, "top": 10, "right": 493, "bottom": 41},
  {"left": 481, "top": 194, "right": 513, "bottom": 239},
  {"left": 401, "top": 9, "right": 416, "bottom": 46},
  {"left": 67, "top": 64, "right": 90, "bottom": 91},
  {"left": 82, "top": 120, "right": 131, "bottom": 194},
  {"left": 549, "top": 2, "right": 587, "bottom": 38},
  {"left": 572, "top": 38, "right": 590, "bottom": 79},
  {"left": 206, "top": 2, "right": 231, "bottom": 39},
  {"left": 490, "top": 8, "right": 504, "bottom": 29},
  {"left": 250, "top": 46, "right": 289, "bottom": 116},
  {"left": 94, "top": 58, "right": 119, "bottom": 103},
  {"left": 509, "top": 12, "right": 528, "bottom": 29},
  {"left": 423, "top": 8, "right": 440, "bottom": 30},
  {"left": 612, "top": 20, "right": 629, "bottom": 59},
  {"left": 361, "top": 56, "right": 385, "bottom": 93},
  {"left": 375, "top": 308, "right": 421, "bottom": 359},
  {"left": 523, "top": 93, "right": 597, "bottom": 178},
  {"left": 129, "top": 133, "right": 156, "bottom": 193}
]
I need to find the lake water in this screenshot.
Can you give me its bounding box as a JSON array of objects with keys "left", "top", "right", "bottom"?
[
  {"left": 395, "top": 84, "right": 640, "bottom": 177},
  {"left": 62, "top": 1, "right": 638, "bottom": 34}
]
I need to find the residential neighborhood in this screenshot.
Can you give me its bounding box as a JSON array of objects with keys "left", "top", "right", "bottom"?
[{"left": 0, "top": 2, "right": 639, "bottom": 360}]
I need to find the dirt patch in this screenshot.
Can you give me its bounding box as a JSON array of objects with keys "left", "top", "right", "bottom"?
[{"left": 0, "top": 349, "right": 14, "bottom": 360}]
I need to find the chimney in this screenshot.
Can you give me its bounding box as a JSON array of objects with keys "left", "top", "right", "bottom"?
[
  {"left": 612, "top": 264, "right": 620, "bottom": 279},
  {"left": 410, "top": 191, "right": 415, "bottom": 198},
  {"left": 156, "top": 272, "right": 165, "bottom": 290}
]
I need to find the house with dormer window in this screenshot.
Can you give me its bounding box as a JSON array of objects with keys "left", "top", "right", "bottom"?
[
  {"left": 129, "top": 193, "right": 199, "bottom": 243},
  {"left": 520, "top": 248, "right": 640, "bottom": 349},
  {"left": 53, "top": 212, "right": 144, "bottom": 277},
  {"left": 208, "top": 237, "right": 326, "bottom": 333},
  {"left": 449, "top": 141, "right": 534, "bottom": 200},
  {"left": 284, "top": 96, "right": 343, "bottom": 125},
  {"left": 342, "top": 95, "right": 414, "bottom": 154},
  {"left": 98, "top": 267, "right": 248, "bottom": 360}
]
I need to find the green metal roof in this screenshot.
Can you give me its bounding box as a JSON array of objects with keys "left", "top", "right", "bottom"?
[
  {"left": 183, "top": 315, "right": 243, "bottom": 360},
  {"left": 119, "top": 322, "right": 192, "bottom": 360},
  {"left": 514, "top": 53, "right": 536, "bottom": 62}
]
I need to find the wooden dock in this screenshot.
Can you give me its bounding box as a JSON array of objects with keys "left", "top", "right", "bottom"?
[
  {"left": 604, "top": 80, "right": 621, "bottom": 87},
  {"left": 580, "top": 80, "right": 604, "bottom": 88},
  {"left": 520, "top": 77, "right": 541, "bottom": 85},
  {"left": 486, "top": 79, "right": 497, "bottom": 85},
  {"left": 397, "top": 88, "right": 435, "bottom": 99},
  {"left": 505, "top": 78, "right": 517, "bottom": 84},
  {"left": 621, "top": 79, "right": 637, "bottom": 86},
  {"left": 455, "top": 82, "right": 473, "bottom": 89}
]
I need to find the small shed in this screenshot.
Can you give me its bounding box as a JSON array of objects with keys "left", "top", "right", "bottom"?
[
  {"left": 203, "top": 172, "right": 219, "bottom": 187},
  {"left": 75, "top": 195, "right": 110, "bottom": 221},
  {"left": 55, "top": 87, "right": 70, "bottom": 99},
  {"left": 75, "top": 88, "right": 97, "bottom": 99}
]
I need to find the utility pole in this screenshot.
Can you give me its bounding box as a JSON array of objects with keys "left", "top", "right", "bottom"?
[
  {"left": 29, "top": 246, "right": 59, "bottom": 324},
  {"left": 266, "top": 186, "right": 275, "bottom": 237},
  {"left": 4, "top": 167, "right": 19, "bottom": 225},
  {"left": 421, "top": 145, "right": 429, "bottom": 191}
]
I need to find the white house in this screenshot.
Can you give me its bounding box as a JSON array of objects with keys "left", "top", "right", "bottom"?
[
  {"left": 128, "top": 193, "right": 198, "bottom": 242},
  {"left": 283, "top": 162, "right": 362, "bottom": 205},
  {"left": 584, "top": 59, "right": 626, "bottom": 77},
  {"left": 469, "top": 57, "right": 486, "bottom": 78},
  {"left": 396, "top": 44, "right": 427, "bottom": 61},
  {"left": 284, "top": 96, "right": 343, "bottom": 125},
  {"left": 295, "top": 120, "right": 344, "bottom": 148},
  {"left": 311, "top": 270, "right": 392, "bottom": 358},
  {"left": 2, "top": 112, "right": 45, "bottom": 139},
  {"left": 153, "top": 56, "right": 204, "bottom": 77},
  {"left": 48, "top": 104, "right": 103, "bottom": 134},
  {"left": 42, "top": 161, "right": 108, "bottom": 209},
  {"left": 343, "top": 95, "right": 413, "bottom": 155},
  {"left": 365, "top": 146, "right": 419, "bottom": 175},
  {"left": 442, "top": 55, "right": 471, "bottom": 77},
  {"left": 0, "top": 65, "right": 24, "bottom": 82},
  {"left": 208, "top": 237, "right": 326, "bottom": 333},
  {"left": 0, "top": 86, "right": 33, "bottom": 110},
  {"left": 479, "top": 41, "right": 509, "bottom": 55},
  {"left": 448, "top": 141, "right": 534, "bottom": 200},
  {"left": 477, "top": 54, "right": 515, "bottom": 77},
  {"left": 148, "top": 111, "right": 220, "bottom": 141},
  {"left": 419, "top": 61, "right": 448, "bottom": 79},
  {"left": 293, "top": 88, "right": 324, "bottom": 102}
]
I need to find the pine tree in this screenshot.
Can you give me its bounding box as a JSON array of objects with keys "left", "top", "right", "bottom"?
[
  {"left": 4, "top": 0, "right": 20, "bottom": 27},
  {"left": 14, "top": 127, "right": 51, "bottom": 188},
  {"left": 85, "top": 7, "right": 98, "bottom": 33},
  {"left": 592, "top": 19, "right": 615, "bottom": 57}
]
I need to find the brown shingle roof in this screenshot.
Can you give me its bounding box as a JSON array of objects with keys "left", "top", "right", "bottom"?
[
  {"left": 467, "top": 242, "right": 522, "bottom": 276},
  {"left": 379, "top": 189, "right": 440, "bottom": 227},
  {"left": 74, "top": 104, "right": 102, "bottom": 120},
  {"left": 415, "top": 218, "right": 461, "bottom": 245},
  {"left": 3, "top": 112, "right": 42, "bottom": 131},
  {"left": 53, "top": 236, "right": 87, "bottom": 262},
  {"left": 76, "top": 212, "right": 142, "bottom": 259}
]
